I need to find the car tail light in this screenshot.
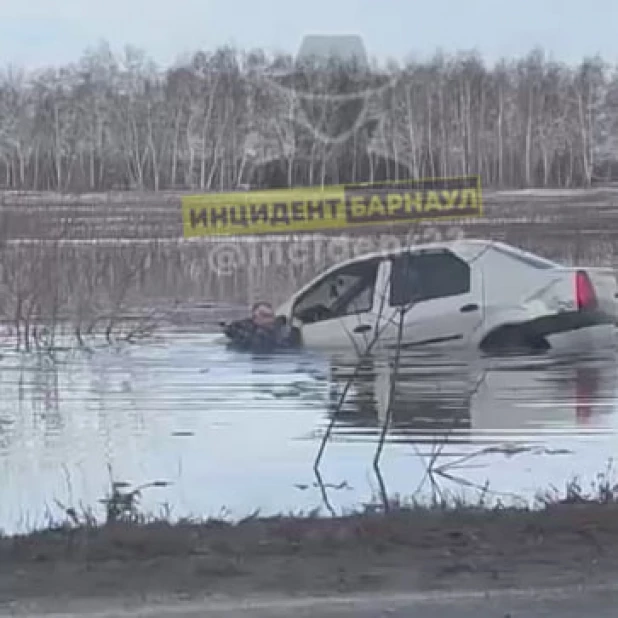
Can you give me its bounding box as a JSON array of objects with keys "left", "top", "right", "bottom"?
[{"left": 575, "top": 270, "right": 597, "bottom": 310}]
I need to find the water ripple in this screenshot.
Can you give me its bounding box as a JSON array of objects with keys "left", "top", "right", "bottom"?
[{"left": 0, "top": 333, "right": 617, "bottom": 534}]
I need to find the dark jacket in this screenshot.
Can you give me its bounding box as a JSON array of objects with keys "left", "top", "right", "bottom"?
[{"left": 223, "top": 317, "right": 300, "bottom": 353}]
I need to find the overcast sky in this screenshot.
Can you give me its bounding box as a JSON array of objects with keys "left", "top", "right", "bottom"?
[{"left": 0, "top": 0, "right": 617, "bottom": 70}]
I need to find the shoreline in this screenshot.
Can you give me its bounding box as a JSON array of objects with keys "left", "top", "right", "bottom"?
[{"left": 3, "top": 501, "right": 618, "bottom": 612}]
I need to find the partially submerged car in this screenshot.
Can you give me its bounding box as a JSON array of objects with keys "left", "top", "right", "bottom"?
[{"left": 275, "top": 239, "right": 618, "bottom": 355}]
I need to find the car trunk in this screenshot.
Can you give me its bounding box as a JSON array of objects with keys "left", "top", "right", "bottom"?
[{"left": 523, "top": 266, "right": 618, "bottom": 340}]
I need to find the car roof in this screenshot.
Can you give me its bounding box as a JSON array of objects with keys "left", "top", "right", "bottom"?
[
  {"left": 322, "top": 238, "right": 487, "bottom": 266},
  {"left": 281, "top": 238, "right": 562, "bottom": 307},
  {"left": 317, "top": 238, "right": 560, "bottom": 271}
]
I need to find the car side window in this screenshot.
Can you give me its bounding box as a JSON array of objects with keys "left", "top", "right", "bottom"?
[
  {"left": 292, "top": 258, "right": 381, "bottom": 324},
  {"left": 389, "top": 251, "right": 470, "bottom": 306}
]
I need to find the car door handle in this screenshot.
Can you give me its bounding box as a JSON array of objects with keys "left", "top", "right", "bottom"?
[
  {"left": 460, "top": 303, "right": 479, "bottom": 313},
  {"left": 353, "top": 324, "right": 372, "bottom": 333}
]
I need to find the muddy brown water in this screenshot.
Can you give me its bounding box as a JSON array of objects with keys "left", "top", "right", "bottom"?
[{"left": 2, "top": 190, "right": 618, "bottom": 535}]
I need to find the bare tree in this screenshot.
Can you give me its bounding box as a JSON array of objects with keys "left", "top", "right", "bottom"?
[{"left": 0, "top": 43, "right": 616, "bottom": 189}]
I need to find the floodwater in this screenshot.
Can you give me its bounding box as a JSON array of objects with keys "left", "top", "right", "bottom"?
[
  {"left": 1, "top": 329, "right": 618, "bottom": 535},
  {"left": 3, "top": 191, "right": 618, "bottom": 535}
]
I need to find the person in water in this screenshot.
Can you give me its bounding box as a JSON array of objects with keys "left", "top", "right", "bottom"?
[{"left": 223, "top": 301, "right": 300, "bottom": 352}]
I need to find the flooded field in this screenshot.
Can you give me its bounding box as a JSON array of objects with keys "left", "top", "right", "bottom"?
[
  {"left": 2, "top": 188, "right": 618, "bottom": 315},
  {"left": 1, "top": 329, "right": 618, "bottom": 535},
  {"left": 1, "top": 189, "right": 618, "bottom": 537}
]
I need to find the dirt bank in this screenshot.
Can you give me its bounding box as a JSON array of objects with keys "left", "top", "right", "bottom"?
[{"left": 2, "top": 503, "right": 618, "bottom": 613}]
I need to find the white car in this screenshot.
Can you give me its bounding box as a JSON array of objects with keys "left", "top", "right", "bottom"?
[{"left": 275, "top": 239, "right": 618, "bottom": 355}]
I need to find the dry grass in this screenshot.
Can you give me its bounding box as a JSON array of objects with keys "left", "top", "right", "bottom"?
[
  {"left": 4, "top": 496, "right": 618, "bottom": 607},
  {"left": 7, "top": 470, "right": 618, "bottom": 564},
  {"left": 3, "top": 461, "right": 618, "bottom": 607}
]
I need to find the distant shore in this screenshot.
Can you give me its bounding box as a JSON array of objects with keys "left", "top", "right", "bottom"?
[{"left": 1, "top": 185, "right": 617, "bottom": 243}]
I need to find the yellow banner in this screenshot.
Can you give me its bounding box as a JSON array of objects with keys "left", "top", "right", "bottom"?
[{"left": 181, "top": 175, "right": 482, "bottom": 237}]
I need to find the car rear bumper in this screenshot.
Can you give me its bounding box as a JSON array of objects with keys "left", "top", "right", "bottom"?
[
  {"left": 525, "top": 309, "right": 615, "bottom": 337},
  {"left": 525, "top": 309, "right": 616, "bottom": 352}
]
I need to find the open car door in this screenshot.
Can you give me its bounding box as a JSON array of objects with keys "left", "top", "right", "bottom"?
[{"left": 290, "top": 255, "right": 391, "bottom": 353}]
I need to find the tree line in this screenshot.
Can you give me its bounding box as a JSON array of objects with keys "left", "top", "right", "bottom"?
[{"left": 0, "top": 42, "right": 616, "bottom": 193}]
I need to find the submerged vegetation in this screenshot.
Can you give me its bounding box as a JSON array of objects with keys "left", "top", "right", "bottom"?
[{"left": 0, "top": 241, "right": 161, "bottom": 351}]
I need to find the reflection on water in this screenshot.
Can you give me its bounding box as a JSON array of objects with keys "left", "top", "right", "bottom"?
[
  {"left": 0, "top": 333, "right": 617, "bottom": 534},
  {"left": 326, "top": 351, "right": 618, "bottom": 444}
]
